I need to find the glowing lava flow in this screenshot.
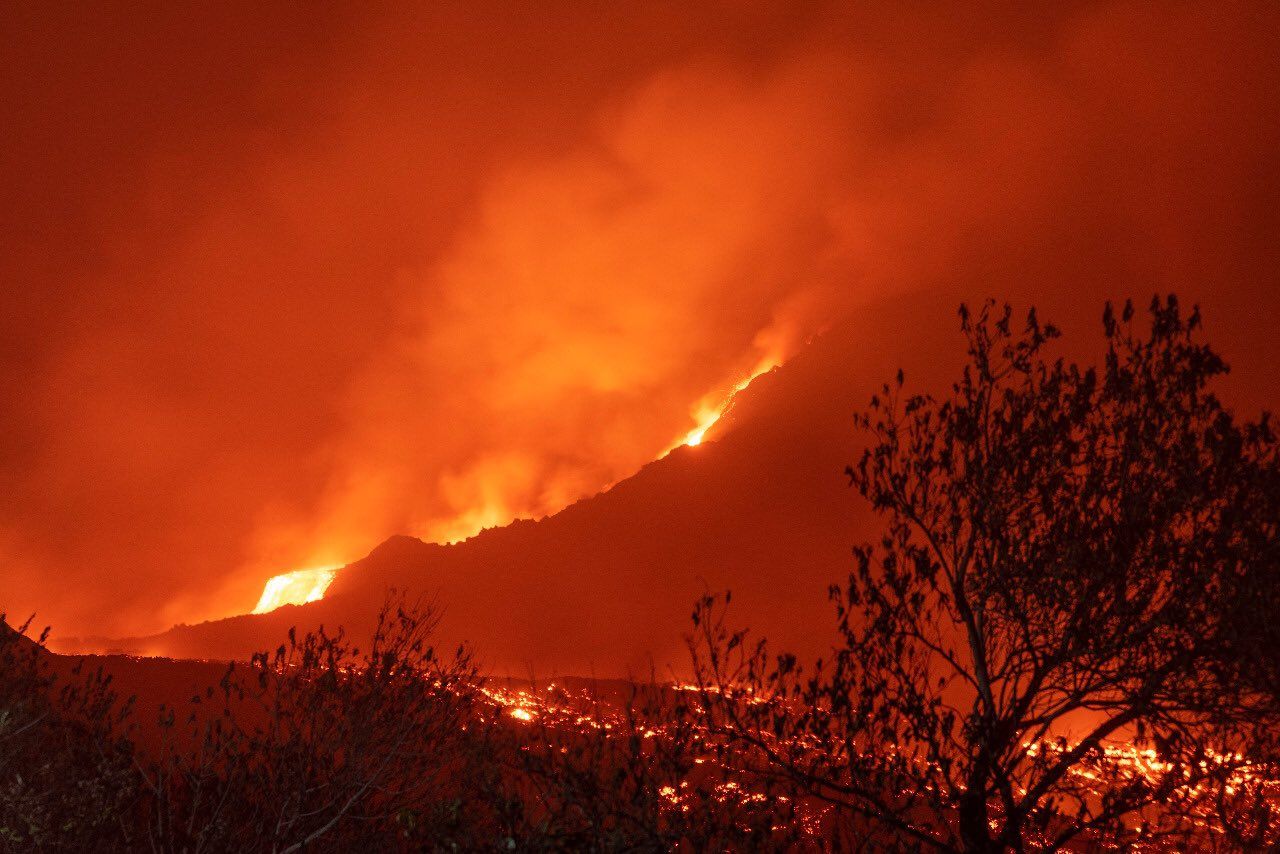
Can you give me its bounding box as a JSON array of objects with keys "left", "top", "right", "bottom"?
[
  {"left": 247, "top": 355, "right": 781, "bottom": 614},
  {"left": 677, "top": 355, "right": 780, "bottom": 449},
  {"left": 252, "top": 565, "right": 341, "bottom": 614}
]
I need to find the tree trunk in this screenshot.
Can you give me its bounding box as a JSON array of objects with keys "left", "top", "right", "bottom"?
[{"left": 959, "top": 777, "right": 996, "bottom": 853}]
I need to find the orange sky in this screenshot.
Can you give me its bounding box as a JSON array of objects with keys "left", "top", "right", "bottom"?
[{"left": 1, "top": 1, "right": 1277, "bottom": 639}]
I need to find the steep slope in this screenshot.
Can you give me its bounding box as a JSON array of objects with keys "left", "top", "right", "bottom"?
[{"left": 59, "top": 294, "right": 962, "bottom": 676}]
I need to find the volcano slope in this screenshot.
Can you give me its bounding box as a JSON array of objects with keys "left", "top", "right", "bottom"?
[
  {"left": 62, "top": 300, "right": 968, "bottom": 678},
  {"left": 75, "top": 286, "right": 1270, "bottom": 678}
]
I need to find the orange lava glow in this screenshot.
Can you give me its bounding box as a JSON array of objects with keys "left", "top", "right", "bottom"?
[
  {"left": 677, "top": 355, "right": 780, "bottom": 450},
  {"left": 240, "top": 350, "right": 781, "bottom": 617},
  {"left": 243, "top": 352, "right": 782, "bottom": 610},
  {"left": 252, "top": 566, "right": 341, "bottom": 614},
  {"left": 477, "top": 680, "right": 1280, "bottom": 845},
  {"left": 1, "top": 2, "right": 1276, "bottom": 650}
]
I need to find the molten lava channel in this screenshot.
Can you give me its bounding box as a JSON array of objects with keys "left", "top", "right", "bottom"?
[
  {"left": 249, "top": 355, "right": 780, "bottom": 615},
  {"left": 252, "top": 566, "right": 340, "bottom": 614},
  {"left": 677, "top": 356, "right": 779, "bottom": 449}
]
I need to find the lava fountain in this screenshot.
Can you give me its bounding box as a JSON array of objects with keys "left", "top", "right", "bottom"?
[{"left": 252, "top": 566, "right": 341, "bottom": 614}]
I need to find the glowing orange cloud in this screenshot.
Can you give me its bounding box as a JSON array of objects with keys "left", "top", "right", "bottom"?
[
  {"left": 3, "top": 3, "right": 1275, "bottom": 638},
  {"left": 233, "top": 57, "right": 856, "bottom": 594}
]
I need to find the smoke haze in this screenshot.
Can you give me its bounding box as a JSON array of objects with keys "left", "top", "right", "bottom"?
[{"left": 2, "top": 1, "right": 1276, "bottom": 637}]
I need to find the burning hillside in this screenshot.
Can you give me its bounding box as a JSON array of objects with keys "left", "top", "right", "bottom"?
[
  {"left": 4, "top": 2, "right": 1277, "bottom": 642},
  {"left": 247, "top": 353, "right": 785, "bottom": 618},
  {"left": 3, "top": 3, "right": 1278, "bottom": 850}
]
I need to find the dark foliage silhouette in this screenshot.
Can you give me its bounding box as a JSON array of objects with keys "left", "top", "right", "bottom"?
[
  {"left": 3, "top": 296, "right": 1277, "bottom": 852},
  {"left": 690, "top": 296, "right": 1280, "bottom": 851},
  {"left": 0, "top": 601, "right": 788, "bottom": 851},
  {"left": 135, "top": 597, "right": 488, "bottom": 852},
  {"left": 0, "top": 618, "right": 137, "bottom": 850}
]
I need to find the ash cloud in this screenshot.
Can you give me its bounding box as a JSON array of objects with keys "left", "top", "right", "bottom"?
[{"left": 0, "top": 1, "right": 1275, "bottom": 637}]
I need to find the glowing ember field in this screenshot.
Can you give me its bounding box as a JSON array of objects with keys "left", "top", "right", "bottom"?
[{"left": 471, "top": 680, "right": 1280, "bottom": 849}]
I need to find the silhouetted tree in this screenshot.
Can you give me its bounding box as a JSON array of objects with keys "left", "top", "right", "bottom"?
[{"left": 691, "top": 297, "right": 1280, "bottom": 851}]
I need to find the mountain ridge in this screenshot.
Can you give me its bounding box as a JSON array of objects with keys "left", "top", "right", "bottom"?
[{"left": 54, "top": 301, "right": 953, "bottom": 676}]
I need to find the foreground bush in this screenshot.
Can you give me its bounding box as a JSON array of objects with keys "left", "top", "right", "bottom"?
[
  {"left": 0, "top": 620, "right": 137, "bottom": 851},
  {"left": 1, "top": 600, "right": 797, "bottom": 852}
]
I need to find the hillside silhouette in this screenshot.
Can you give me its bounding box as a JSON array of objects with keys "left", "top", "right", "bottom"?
[{"left": 62, "top": 301, "right": 950, "bottom": 675}]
